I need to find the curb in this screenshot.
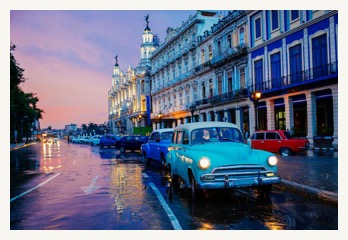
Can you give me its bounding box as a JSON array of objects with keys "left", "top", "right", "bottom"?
[
  {"left": 276, "top": 179, "right": 338, "bottom": 205},
  {"left": 10, "top": 142, "right": 37, "bottom": 151}
]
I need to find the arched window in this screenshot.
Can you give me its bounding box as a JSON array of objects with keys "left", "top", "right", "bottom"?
[
  {"left": 217, "top": 41, "right": 222, "bottom": 55},
  {"left": 227, "top": 34, "right": 232, "bottom": 48},
  {"left": 239, "top": 27, "right": 245, "bottom": 45},
  {"left": 201, "top": 49, "right": 205, "bottom": 64},
  {"left": 208, "top": 45, "right": 213, "bottom": 60}
]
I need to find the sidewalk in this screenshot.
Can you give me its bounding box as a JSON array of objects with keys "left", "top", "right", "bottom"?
[{"left": 276, "top": 150, "right": 338, "bottom": 204}]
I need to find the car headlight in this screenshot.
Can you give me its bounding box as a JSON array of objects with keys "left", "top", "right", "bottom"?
[
  {"left": 198, "top": 157, "right": 210, "bottom": 170},
  {"left": 268, "top": 155, "right": 278, "bottom": 166}
]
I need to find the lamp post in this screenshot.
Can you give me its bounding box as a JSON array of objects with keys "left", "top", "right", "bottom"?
[
  {"left": 138, "top": 114, "right": 142, "bottom": 135},
  {"left": 251, "top": 91, "right": 262, "bottom": 131},
  {"left": 158, "top": 112, "right": 163, "bottom": 129},
  {"left": 189, "top": 104, "right": 196, "bottom": 123}
]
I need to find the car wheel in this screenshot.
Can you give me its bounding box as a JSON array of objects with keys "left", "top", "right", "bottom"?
[
  {"left": 142, "top": 152, "right": 151, "bottom": 166},
  {"left": 100, "top": 143, "right": 104, "bottom": 148},
  {"left": 279, "top": 147, "right": 292, "bottom": 156},
  {"left": 190, "top": 176, "right": 199, "bottom": 200},
  {"left": 257, "top": 184, "right": 272, "bottom": 199},
  {"left": 168, "top": 164, "right": 180, "bottom": 190},
  {"left": 160, "top": 153, "right": 166, "bottom": 167},
  {"left": 120, "top": 146, "right": 125, "bottom": 153}
]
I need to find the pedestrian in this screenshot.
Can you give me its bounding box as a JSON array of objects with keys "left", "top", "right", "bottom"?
[{"left": 244, "top": 130, "right": 249, "bottom": 140}]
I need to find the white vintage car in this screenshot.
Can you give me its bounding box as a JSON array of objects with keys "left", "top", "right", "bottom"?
[{"left": 166, "top": 122, "right": 280, "bottom": 199}]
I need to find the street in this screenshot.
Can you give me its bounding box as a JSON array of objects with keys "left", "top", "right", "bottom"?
[{"left": 10, "top": 140, "right": 338, "bottom": 230}]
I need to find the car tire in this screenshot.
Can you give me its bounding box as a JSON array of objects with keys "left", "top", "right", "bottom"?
[
  {"left": 142, "top": 152, "right": 151, "bottom": 166},
  {"left": 168, "top": 164, "right": 180, "bottom": 190},
  {"left": 100, "top": 143, "right": 104, "bottom": 148},
  {"left": 160, "top": 153, "right": 166, "bottom": 167},
  {"left": 257, "top": 184, "right": 272, "bottom": 199},
  {"left": 190, "top": 176, "right": 199, "bottom": 200},
  {"left": 279, "top": 147, "right": 292, "bottom": 156}
]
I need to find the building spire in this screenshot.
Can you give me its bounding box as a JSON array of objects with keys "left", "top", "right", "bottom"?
[
  {"left": 114, "top": 55, "right": 119, "bottom": 66},
  {"left": 144, "top": 14, "right": 151, "bottom": 31}
]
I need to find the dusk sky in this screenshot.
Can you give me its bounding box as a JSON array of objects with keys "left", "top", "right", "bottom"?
[{"left": 10, "top": 10, "right": 197, "bottom": 129}]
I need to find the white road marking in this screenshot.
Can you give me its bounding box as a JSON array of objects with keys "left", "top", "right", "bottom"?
[
  {"left": 149, "top": 182, "right": 182, "bottom": 230},
  {"left": 10, "top": 172, "right": 62, "bottom": 202},
  {"left": 81, "top": 175, "right": 101, "bottom": 195},
  {"left": 142, "top": 173, "right": 149, "bottom": 178}
]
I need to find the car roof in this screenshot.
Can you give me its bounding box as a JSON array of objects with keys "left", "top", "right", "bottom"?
[
  {"left": 254, "top": 130, "right": 285, "bottom": 133},
  {"left": 174, "top": 122, "right": 239, "bottom": 132},
  {"left": 153, "top": 128, "right": 174, "bottom": 133}
]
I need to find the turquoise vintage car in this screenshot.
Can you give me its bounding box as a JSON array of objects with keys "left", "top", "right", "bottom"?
[{"left": 166, "top": 122, "right": 280, "bottom": 199}]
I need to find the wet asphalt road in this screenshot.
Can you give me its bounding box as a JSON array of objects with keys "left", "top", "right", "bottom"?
[{"left": 10, "top": 140, "right": 338, "bottom": 230}]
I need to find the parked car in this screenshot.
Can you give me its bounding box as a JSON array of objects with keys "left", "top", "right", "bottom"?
[
  {"left": 99, "top": 135, "right": 122, "bottom": 148},
  {"left": 166, "top": 122, "right": 280, "bottom": 199},
  {"left": 116, "top": 135, "right": 145, "bottom": 153},
  {"left": 79, "top": 136, "right": 92, "bottom": 144},
  {"left": 141, "top": 128, "right": 174, "bottom": 166},
  {"left": 90, "top": 135, "right": 102, "bottom": 146},
  {"left": 247, "top": 130, "right": 310, "bottom": 156},
  {"left": 71, "top": 136, "right": 83, "bottom": 143}
]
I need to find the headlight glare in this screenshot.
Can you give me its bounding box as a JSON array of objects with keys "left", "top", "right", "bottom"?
[
  {"left": 268, "top": 156, "right": 278, "bottom": 166},
  {"left": 198, "top": 157, "right": 210, "bottom": 170}
]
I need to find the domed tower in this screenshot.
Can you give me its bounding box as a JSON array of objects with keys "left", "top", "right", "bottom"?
[{"left": 139, "top": 14, "right": 158, "bottom": 67}]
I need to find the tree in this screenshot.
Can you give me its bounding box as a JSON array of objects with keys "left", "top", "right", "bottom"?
[{"left": 10, "top": 43, "right": 44, "bottom": 143}]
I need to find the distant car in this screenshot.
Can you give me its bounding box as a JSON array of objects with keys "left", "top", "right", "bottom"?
[
  {"left": 53, "top": 138, "right": 59, "bottom": 144},
  {"left": 116, "top": 135, "right": 144, "bottom": 153},
  {"left": 80, "top": 136, "right": 92, "bottom": 144},
  {"left": 99, "top": 135, "right": 122, "bottom": 148},
  {"left": 141, "top": 128, "right": 174, "bottom": 166},
  {"left": 166, "top": 122, "right": 280, "bottom": 199},
  {"left": 90, "top": 135, "right": 102, "bottom": 146},
  {"left": 247, "top": 130, "right": 310, "bottom": 156}
]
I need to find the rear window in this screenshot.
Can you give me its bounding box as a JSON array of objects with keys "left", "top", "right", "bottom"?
[{"left": 265, "top": 132, "right": 281, "bottom": 140}]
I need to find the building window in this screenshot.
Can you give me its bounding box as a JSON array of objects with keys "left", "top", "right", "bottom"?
[
  {"left": 179, "top": 91, "right": 183, "bottom": 105},
  {"left": 255, "top": 17, "right": 262, "bottom": 39},
  {"left": 312, "top": 33, "right": 328, "bottom": 77},
  {"left": 254, "top": 59, "right": 263, "bottom": 90},
  {"left": 218, "top": 77, "right": 222, "bottom": 95},
  {"left": 208, "top": 45, "right": 213, "bottom": 60},
  {"left": 217, "top": 41, "right": 222, "bottom": 54},
  {"left": 192, "top": 56, "right": 196, "bottom": 68},
  {"left": 291, "top": 10, "right": 299, "bottom": 21},
  {"left": 202, "top": 82, "right": 206, "bottom": 99},
  {"left": 185, "top": 88, "right": 190, "bottom": 104},
  {"left": 178, "top": 64, "right": 182, "bottom": 76},
  {"left": 239, "top": 27, "right": 245, "bottom": 45},
  {"left": 201, "top": 49, "right": 205, "bottom": 64},
  {"left": 173, "top": 92, "right": 177, "bottom": 106},
  {"left": 193, "top": 86, "right": 198, "bottom": 101},
  {"left": 271, "top": 10, "right": 279, "bottom": 31},
  {"left": 289, "top": 44, "right": 302, "bottom": 82},
  {"left": 270, "top": 52, "right": 281, "bottom": 88},
  {"left": 209, "top": 79, "right": 213, "bottom": 97},
  {"left": 227, "top": 34, "right": 232, "bottom": 48},
  {"left": 184, "top": 60, "right": 188, "bottom": 72},
  {"left": 240, "top": 68, "right": 245, "bottom": 89},
  {"left": 228, "top": 73, "right": 232, "bottom": 92}
]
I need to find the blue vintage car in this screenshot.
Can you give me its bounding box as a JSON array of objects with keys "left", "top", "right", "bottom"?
[
  {"left": 166, "top": 122, "right": 280, "bottom": 199},
  {"left": 141, "top": 128, "right": 174, "bottom": 166}
]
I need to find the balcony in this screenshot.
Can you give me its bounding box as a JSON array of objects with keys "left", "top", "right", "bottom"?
[
  {"left": 210, "top": 44, "right": 248, "bottom": 67},
  {"left": 250, "top": 62, "right": 338, "bottom": 93},
  {"left": 194, "top": 88, "right": 248, "bottom": 107}
]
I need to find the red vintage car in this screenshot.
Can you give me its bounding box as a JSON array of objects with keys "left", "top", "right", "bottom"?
[{"left": 248, "top": 130, "right": 310, "bottom": 156}]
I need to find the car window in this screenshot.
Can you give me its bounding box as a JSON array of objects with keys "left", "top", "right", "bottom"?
[
  {"left": 255, "top": 133, "right": 265, "bottom": 140},
  {"left": 149, "top": 132, "right": 156, "bottom": 141},
  {"left": 161, "top": 131, "right": 173, "bottom": 141},
  {"left": 177, "top": 131, "right": 183, "bottom": 144},
  {"left": 155, "top": 133, "right": 160, "bottom": 141},
  {"left": 183, "top": 131, "right": 189, "bottom": 145},
  {"left": 266, "top": 132, "right": 280, "bottom": 139}
]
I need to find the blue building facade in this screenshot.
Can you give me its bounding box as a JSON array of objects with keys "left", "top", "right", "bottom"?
[{"left": 247, "top": 10, "right": 338, "bottom": 147}]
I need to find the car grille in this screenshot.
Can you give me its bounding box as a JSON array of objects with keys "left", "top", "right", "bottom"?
[{"left": 201, "top": 165, "right": 272, "bottom": 181}]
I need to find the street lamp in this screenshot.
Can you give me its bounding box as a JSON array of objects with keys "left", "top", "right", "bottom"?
[
  {"left": 158, "top": 112, "right": 163, "bottom": 129},
  {"left": 251, "top": 91, "right": 262, "bottom": 131},
  {"left": 138, "top": 114, "right": 142, "bottom": 135},
  {"left": 189, "top": 104, "right": 196, "bottom": 123}
]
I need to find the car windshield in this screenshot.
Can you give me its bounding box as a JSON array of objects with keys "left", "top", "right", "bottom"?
[
  {"left": 191, "top": 127, "right": 244, "bottom": 145},
  {"left": 161, "top": 131, "right": 173, "bottom": 140}
]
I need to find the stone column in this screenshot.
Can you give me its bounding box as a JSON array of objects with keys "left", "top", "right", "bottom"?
[
  {"left": 235, "top": 108, "right": 242, "bottom": 129},
  {"left": 331, "top": 86, "right": 338, "bottom": 148},
  {"left": 266, "top": 99, "right": 275, "bottom": 130},
  {"left": 306, "top": 92, "right": 317, "bottom": 145},
  {"left": 206, "top": 111, "right": 212, "bottom": 121},
  {"left": 284, "top": 95, "right": 294, "bottom": 132}
]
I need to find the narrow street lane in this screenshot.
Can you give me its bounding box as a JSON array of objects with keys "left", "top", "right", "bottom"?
[{"left": 10, "top": 141, "right": 338, "bottom": 230}]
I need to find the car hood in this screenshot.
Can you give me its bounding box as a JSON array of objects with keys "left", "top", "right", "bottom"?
[{"left": 190, "top": 142, "right": 267, "bottom": 165}]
